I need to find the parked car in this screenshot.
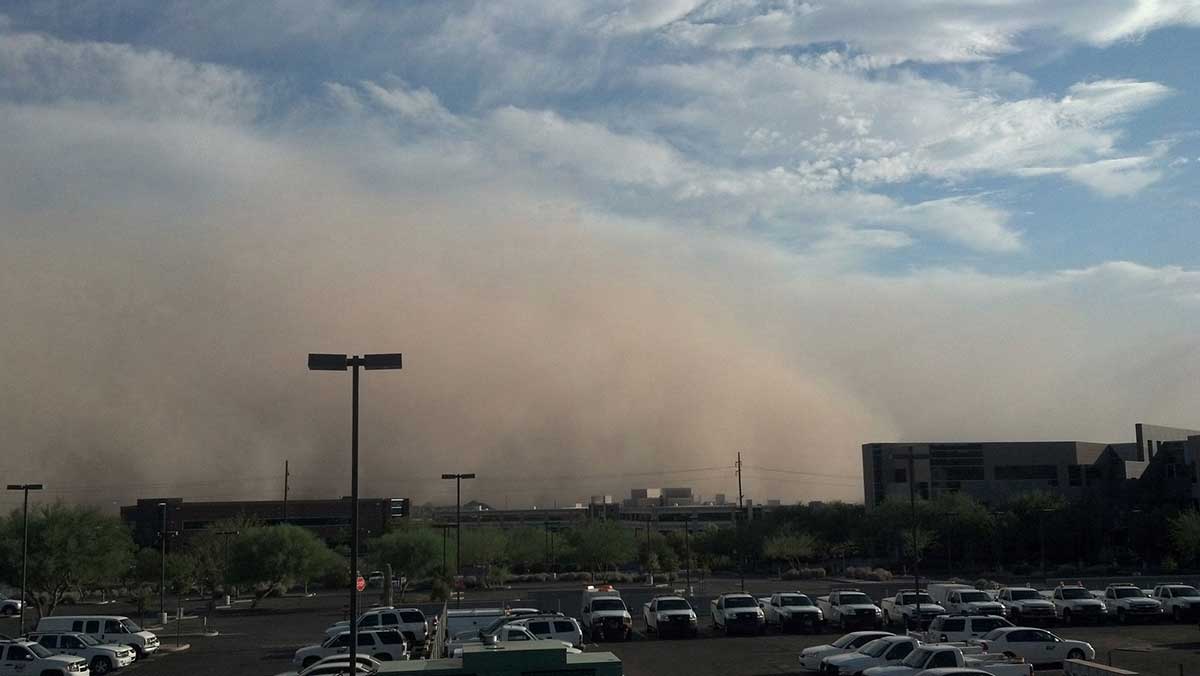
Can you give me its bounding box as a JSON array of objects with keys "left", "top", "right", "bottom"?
[
  {"left": 580, "top": 586, "right": 632, "bottom": 641},
  {"left": 443, "top": 608, "right": 507, "bottom": 642},
  {"left": 642, "top": 596, "right": 698, "bottom": 637},
  {"left": 1046, "top": 585, "right": 1106, "bottom": 625},
  {"left": 272, "top": 654, "right": 381, "bottom": 676},
  {"left": 0, "top": 596, "right": 21, "bottom": 617},
  {"left": 819, "top": 635, "right": 919, "bottom": 675},
  {"left": 861, "top": 644, "right": 1029, "bottom": 676},
  {"left": 35, "top": 616, "right": 159, "bottom": 659},
  {"left": 1101, "top": 584, "right": 1162, "bottom": 623},
  {"left": 970, "top": 626, "right": 1095, "bottom": 666},
  {"left": 506, "top": 615, "right": 584, "bottom": 648},
  {"left": 710, "top": 593, "right": 765, "bottom": 635},
  {"left": 928, "top": 584, "right": 1006, "bottom": 617},
  {"left": 758, "top": 592, "right": 823, "bottom": 632},
  {"left": 917, "top": 615, "right": 1011, "bottom": 643},
  {"left": 881, "top": 590, "right": 946, "bottom": 629},
  {"left": 798, "top": 631, "right": 893, "bottom": 671},
  {"left": 995, "top": 588, "right": 1055, "bottom": 625},
  {"left": 293, "top": 629, "right": 408, "bottom": 669},
  {"left": 0, "top": 638, "right": 90, "bottom": 676},
  {"left": 913, "top": 670, "right": 1023, "bottom": 676},
  {"left": 818, "top": 589, "right": 884, "bottom": 630},
  {"left": 446, "top": 625, "right": 577, "bottom": 658},
  {"left": 1152, "top": 583, "right": 1200, "bottom": 622},
  {"left": 27, "top": 631, "right": 134, "bottom": 675},
  {"left": 325, "top": 607, "right": 429, "bottom": 646}
]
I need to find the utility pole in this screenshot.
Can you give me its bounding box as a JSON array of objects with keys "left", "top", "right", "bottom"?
[
  {"left": 895, "top": 448, "right": 930, "bottom": 629},
  {"left": 736, "top": 452, "right": 746, "bottom": 592},
  {"left": 158, "top": 501, "right": 169, "bottom": 625},
  {"left": 6, "top": 484, "right": 42, "bottom": 635},
  {"left": 736, "top": 452, "right": 744, "bottom": 509},
  {"left": 282, "top": 460, "right": 290, "bottom": 523}
]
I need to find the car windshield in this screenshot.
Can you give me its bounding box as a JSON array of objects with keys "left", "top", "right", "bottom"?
[
  {"left": 901, "top": 648, "right": 936, "bottom": 667},
  {"left": 724, "top": 596, "right": 757, "bottom": 608},
  {"left": 120, "top": 619, "right": 142, "bottom": 632},
  {"left": 780, "top": 595, "right": 811, "bottom": 606},
  {"left": 832, "top": 634, "right": 862, "bottom": 648},
  {"left": 839, "top": 593, "right": 872, "bottom": 605},
  {"left": 78, "top": 635, "right": 100, "bottom": 646},
  {"left": 1059, "top": 588, "right": 1090, "bottom": 599},
  {"left": 1112, "top": 587, "right": 1142, "bottom": 598},
  {"left": 657, "top": 599, "right": 690, "bottom": 611},
  {"left": 900, "top": 593, "right": 934, "bottom": 605},
  {"left": 30, "top": 643, "right": 53, "bottom": 659},
  {"left": 1008, "top": 589, "right": 1040, "bottom": 600},
  {"left": 483, "top": 617, "right": 513, "bottom": 633},
  {"left": 860, "top": 639, "right": 891, "bottom": 657},
  {"left": 958, "top": 591, "right": 990, "bottom": 602},
  {"left": 1169, "top": 586, "right": 1200, "bottom": 596},
  {"left": 592, "top": 599, "right": 626, "bottom": 611},
  {"left": 981, "top": 628, "right": 1009, "bottom": 640}
]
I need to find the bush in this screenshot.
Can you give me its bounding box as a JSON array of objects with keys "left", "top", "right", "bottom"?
[
  {"left": 1163, "top": 556, "right": 1179, "bottom": 573},
  {"left": 845, "top": 566, "right": 893, "bottom": 581},
  {"left": 782, "top": 567, "right": 827, "bottom": 580},
  {"left": 430, "top": 578, "right": 450, "bottom": 602},
  {"left": 973, "top": 578, "right": 1001, "bottom": 590}
]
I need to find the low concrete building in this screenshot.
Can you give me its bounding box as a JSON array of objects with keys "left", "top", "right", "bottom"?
[{"left": 379, "top": 641, "right": 622, "bottom": 676}]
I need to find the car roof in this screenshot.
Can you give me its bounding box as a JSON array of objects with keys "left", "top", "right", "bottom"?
[
  {"left": 720, "top": 592, "right": 755, "bottom": 598},
  {"left": 653, "top": 595, "right": 687, "bottom": 601}
]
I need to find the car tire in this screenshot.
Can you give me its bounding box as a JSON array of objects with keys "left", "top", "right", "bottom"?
[
  {"left": 0, "top": 606, "right": 14, "bottom": 616},
  {"left": 1174, "top": 607, "right": 1183, "bottom": 622},
  {"left": 1061, "top": 609, "right": 1072, "bottom": 626},
  {"left": 1117, "top": 609, "right": 1126, "bottom": 624},
  {"left": 128, "top": 645, "right": 144, "bottom": 660},
  {"left": 1067, "top": 648, "right": 1085, "bottom": 661},
  {"left": 90, "top": 657, "right": 113, "bottom": 675}
]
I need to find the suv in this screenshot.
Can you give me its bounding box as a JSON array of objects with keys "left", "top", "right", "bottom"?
[
  {"left": 643, "top": 596, "right": 698, "bottom": 638},
  {"left": 294, "top": 629, "right": 407, "bottom": 669},
  {"left": 0, "top": 639, "right": 90, "bottom": 675},
  {"left": 919, "top": 615, "right": 1012, "bottom": 643},
  {"left": 1102, "top": 584, "right": 1162, "bottom": 623},
  {"left": 27, "top": 632, "right": 134, "bottom": 675},
  {"left": 325, "top": 608, "right": 428, "bottom": 646},
  {"left": 506, "top": 615, "right": 584, "bottom": 648}
]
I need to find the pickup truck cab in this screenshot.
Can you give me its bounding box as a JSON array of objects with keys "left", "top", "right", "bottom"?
[
  {"left": 918, "top": 615, "right": 1011, "bottom": 643},
  {"left": 1047, "top": 585, "right": 1106, "bottom": 625},
  {"left": 0, "top": 639, "right": 90, "bottom": 676},
  {"left": 710, "top": 593, "right": 765, "bottom": 635},
  {"left": 862, "top": 644, "right": 1030, "bottom": 676},
  {"left": 928, "top": 585, "right": 1007, "bottom": 618},
  {"left": 995, "top": 588, "right": 1055, "bottom": 625},
  {"left": 758, "top": 592, "right": 823, "bottom": 632},
  {"left": 580, "top": 586, "right": 632, "bottom": 641},
  {"left": 971, "top": 627, "right": 1094, "bottom": 666},
  {"left": 819, "top": 589, "right": 884, "bottom": 630},
  {"left": 1102, "top": 584, "right": 1162, "bottom": 623},
  {"left": 1152, "top": 583, "right": 1200, "bottom": 622},
  {"left": 27, "top": 632, "right": 134, "bottom": 675},
  {"left": 821, "top": 635, "right": 918, "bottom": 675},
  {"left": 881, "top": 590, "right": 945, "bottom": 629},
  {"left": 798, "top": 630, "right": 893, "bottom": 671},
  {"left": 642, "top": 596, "right": 698, "bottom": 637}
]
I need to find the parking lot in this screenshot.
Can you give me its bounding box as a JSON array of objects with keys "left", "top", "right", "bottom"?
[{"left": 3, "top": 579, "right": 1200, "bottom": 676}]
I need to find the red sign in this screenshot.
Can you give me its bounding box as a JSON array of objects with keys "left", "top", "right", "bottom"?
[{"left": 355, "top": 576, "right": 366, "bottom": 592}]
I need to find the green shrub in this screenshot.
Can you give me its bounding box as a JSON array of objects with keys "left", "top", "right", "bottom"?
[{"left": 973, "top": 578, "right": 1001, "bottom": 590}]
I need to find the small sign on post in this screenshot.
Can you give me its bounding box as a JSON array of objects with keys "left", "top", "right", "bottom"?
[{"left": 356, "top": 576, "right": 366, "bottom": 593}]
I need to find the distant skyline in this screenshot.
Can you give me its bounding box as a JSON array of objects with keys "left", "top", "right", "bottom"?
[{"left": 1, "top": 2, "right": 1198, "bottom": 510}]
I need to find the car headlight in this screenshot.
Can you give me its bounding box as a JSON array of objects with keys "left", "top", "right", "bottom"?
[
  {"left": 816, "top": 609, "right": 823, "bottom": 619},
  {"left": 874, "top": 608, "right": 882, "bottom": 615},
  {"left": 689, "top": 615, "right": 697, "bottom": 622}
]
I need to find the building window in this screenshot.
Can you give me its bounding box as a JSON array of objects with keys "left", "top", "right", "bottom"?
[
  {"left": 894, "top": 468, "right": 907, "bottom": 483},
  {"left": 1068, "top": 465, "right": 1082, "bottom": 487},
  {"left": 994, "top": 465, "right": 1059, "bottom": 481}
]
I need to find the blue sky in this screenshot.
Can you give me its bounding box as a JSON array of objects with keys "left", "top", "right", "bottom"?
[{"left": 1, "top": 2, "right": 1199, "bottom": 505}]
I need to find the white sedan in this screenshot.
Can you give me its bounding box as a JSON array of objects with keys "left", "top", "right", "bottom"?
[
  {"left": 799, "top": 631, "right": 893, "bottom": 671},
  {"left": 273, "top": 654, "right": 382, "bottom": 676},
  {"left": 972, "top": 627, "right": 1094, "bottom": 666}
]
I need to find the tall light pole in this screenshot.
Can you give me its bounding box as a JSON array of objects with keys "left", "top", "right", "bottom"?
[
  {"left": 895, "top": 449, "right": 930, "bottom": 629},
  {"left": 217, "top": 530, "right": 239, "bottom": 601},
  {"left": 684, "top": 515, "right": 696, "bottom": 596},
  {"left": 158, "top": 501, "right": 167, "bottom": 624},
  {"left": 441, "top": 473, "right": 475, "bottom": 607},
  {"left": 309, "top": 352, "right": 403, "bottom": 671},
  {"left": 6, "top": 483, "right": 43, "bottom": 635}
]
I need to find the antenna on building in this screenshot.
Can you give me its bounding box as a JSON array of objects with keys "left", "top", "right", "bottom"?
[{"left": 283, "top": 459, "right": 290, "bottom": 523}]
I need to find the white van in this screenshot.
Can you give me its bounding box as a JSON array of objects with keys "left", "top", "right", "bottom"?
[
  {"left": 35, "top": 616, "right": 159, "bottom": 659},
  {"left": 443, "top": 608, "right": 506, "bottom": 641}
]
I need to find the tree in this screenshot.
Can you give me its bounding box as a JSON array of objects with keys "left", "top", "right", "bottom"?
[
  {"left": 637, "top": 533, "right": 680, "bottom": 574},
  {"left": 504, "top": 527, "right": 547, "bottom": 573},
  {"left": 563, "top": 521, "right": 635, "bottom": 576},
  {"left": 373, "top": 528, "right": 440, "bottom": 599},
  {"left": 1169, "top": 510, "right": 1200, "bottom": 565},
  {"left": 762, "top": 530, "right": 817, "bottom": 571},
  {"left": 460, "top": 529, "right": 510, "bottom": 587},
  {"left": 0, "top": 503, "right": 134, "bottom": 619},
  {"left": 227, "top": 525, "right": 334, "bottom": 607}
]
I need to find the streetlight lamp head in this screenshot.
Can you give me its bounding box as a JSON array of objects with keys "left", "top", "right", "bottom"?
[
  {"left": 362, "top": 353, "right": 403, "bottom": 370},
  {"left": 441, "top": 474, "right": 457, "bottom": 480},
  {"left": 7, "top": 484, "right": 43, "bottom": 491},
  {"left": 308, "top": 353, "right": 349, "bottom": 371}
]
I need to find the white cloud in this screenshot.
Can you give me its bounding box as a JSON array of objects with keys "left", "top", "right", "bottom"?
[
  {"left": 1064, "top": 156, "right": 1164, "bottom": 196},
  {"left": 892, "top": 197, "right": 1023, "bottom": 253}
]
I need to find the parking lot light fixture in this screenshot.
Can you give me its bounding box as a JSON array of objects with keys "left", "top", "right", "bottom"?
[
  {"left": 308, "top": 352, "right": 402, "bottom": 672},
  {"left": 441, "top": 473, "right": 475, "bottom": 607},
  {"left": 6, "top": 483, "right": 43, "bottom": 634}
]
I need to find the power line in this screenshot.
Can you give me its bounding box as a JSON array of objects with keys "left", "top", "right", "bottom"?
[{"left": 744, "top": 464, "right": 858, "bottom": 480}]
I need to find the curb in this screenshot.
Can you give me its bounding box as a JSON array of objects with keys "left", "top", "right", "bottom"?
[{"left": 156, "top": 643, "right": 191, "bottom": 653}]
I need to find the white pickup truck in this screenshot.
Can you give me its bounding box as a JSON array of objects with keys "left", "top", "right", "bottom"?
[
  {"left": 819, "top": 635, "right": 918, "bottom": 675},
  {"left": 757, "top": 592, "right": 823, "bottom": 632},
  {"left": 0, "top": 639, "right": 91, "bottom": 676},
  {"left": 861, "top": 643, "right": 1031, "bottom": 676},
  {"left": 1152, "top": 583, "right": 1200, "bottom": 622},
  {"left": 710, "top": 593, "right": 765, "bottom": 635},
  {"left": 880, "top": 590, "right": 945, "bottom": 628},
  {"left": 1100, "top": 584, "right": 1162, "bottom": 623},
  {"left": 995, "top": 587, "right": 1056, "bottom": 625},
  {"left": 1045, "top": 585, "right": 1107, "bottom": 625},
  {"left": 818, "top": 589, "right": 884, "bottom": 630},
  {"left": 642, "top": 596, "right": 698, "bottom": 637},
  {"left": 928, "top": 584, "right": 1007, "bottom": 617}
]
